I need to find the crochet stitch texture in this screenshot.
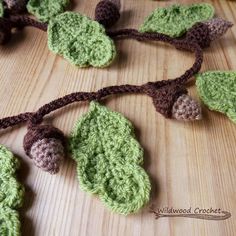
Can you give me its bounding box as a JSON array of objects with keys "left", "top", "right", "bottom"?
[
  {"left": 48, "top": 12, "right": 116, "bottom": 67},
  {"left": 0, "top": 145, "right": 24, "bottom": 236},
  {"left": 70, "top": 102, "right": 151, "bottom": 215},
  {"left": 140, "top": 3, "right": 214, "bottom": 37},
  {"left": 27, "top": 0, "right": 70, "bottom": 22},
  {"left": 196, "top": 71, "right": 236, "bottom": 123}
]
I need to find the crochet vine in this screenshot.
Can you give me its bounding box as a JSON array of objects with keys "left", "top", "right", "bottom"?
[{"left": 0, "top": 0, "right": 234, "bottom": 230}]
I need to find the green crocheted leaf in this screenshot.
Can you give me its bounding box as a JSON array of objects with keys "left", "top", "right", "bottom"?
[
  {"left": 27, "top": 0, "right": 69, "bottom": 22},
  {"left": 0, "top": 145, "right": 24, "bottom": 236},
  {"left": 0, "top": 0, "right": 4, "bottom": 17},
  {"left": 0, "top": 206, "right": 21, "bottom": 236},
  {"left": 70, "top": 102, "right": 151, "bottom": 215},
  {"left": 196, "top": 71, "right": 236, "bottom": 123},
  {"left": 139, "top": 3, "right": 214, "bottom": 37},
  {"left": 48, "top": 12, "right": 116, "bottom": 68}
]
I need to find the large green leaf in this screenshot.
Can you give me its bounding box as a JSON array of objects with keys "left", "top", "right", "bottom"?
[
  {"left": 0, "top": 145, "right": 24, "bottom": 236},
  {"left": 27, "top": 0, "right": 69, "bottom": 22},
  {"left": 139, "top": 3, "right": 214, "bottom": 37},
  {"left": 196, "top": 71, "right": 236, "bottom": 123},
  {"left": 70, "top": 102, "right": 151, "bottom": 215},
  {"left": 48, "top": 12, "right": 116, "bottom": 68}
]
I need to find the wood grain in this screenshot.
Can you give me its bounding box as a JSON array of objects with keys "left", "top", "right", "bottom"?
[{"left": 0, "top": 0, "right": 236, "bottom": 235}]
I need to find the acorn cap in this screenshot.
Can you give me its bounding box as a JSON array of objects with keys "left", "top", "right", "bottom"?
[
  {"left": 95, "top": 0, "right": 120, "bottom": 28},
  {"left": 172, "top": 94, "right": 202, "bottom": 121},
  {"left": 23, "top": 125, "right": 66, "bottom": 174},
  {"left": 204, "top": 18, "right": 233, "bottom": 41},
  {"left": 186, "top": 22, "right": 211, "bottom": 48}
]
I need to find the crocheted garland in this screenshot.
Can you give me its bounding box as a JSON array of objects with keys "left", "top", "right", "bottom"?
[
  {"left": 0, "top": 0, "right": 234, "bottom": 222},
  {"left": 70, "top": 102, "right": 150, "bottom": 214},
  {"left": 0, "top": 145, "right": 24, "bottom": 236},
  {"left": 140, "top": 3, "right": 215, "bottom": 37},
  {"left": 196, "top": 71, "right": 236, "bottom": 123}
]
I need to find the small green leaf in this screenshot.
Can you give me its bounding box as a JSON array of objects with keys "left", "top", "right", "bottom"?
[
  {"left": 0, "top": 0, "right": 4, "bottom": 17},
  {"left": 70, "top": 102, "right": 151, "bottom": 215},
  {"left": 139, "top": 3, "right": 214, "bottom": 37},
  {"left": 0, "top": 145, "right": 24, "bottom": 236},
  {"left": 48, "top": 12, "right": 116, "bottom": 68},
  {"left": 27, "top": 0, "right": 69, "bottom": 22},
  {"left": 196, "top": 71, "right": 236, "bottom": 123}
]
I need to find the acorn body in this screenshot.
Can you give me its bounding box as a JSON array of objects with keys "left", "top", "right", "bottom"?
[
  {"left": 172, "top": 94, "right": 202, "bottom": 121},
  {"left": 205, "top": 18, "right": 233, "bottom": 41},
  {"left": 23, "top": 125, "right": 66, "bottom": 174},
  {"left": 95, "top": 0, "right": 120, "bottom": 28}
]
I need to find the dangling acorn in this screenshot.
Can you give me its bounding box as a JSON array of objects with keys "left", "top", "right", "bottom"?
[
  {"left": 95, "top": 0, "right": 120, "bottom": 28},
  {"left": 186, "top": 18, "right": 233, "bottom": 48},
  {"left": 23, "top": 125, "right": 66, "bottom": 174},
  {"left": 145, "top": 83, "right": 202, "bottom": 121}
]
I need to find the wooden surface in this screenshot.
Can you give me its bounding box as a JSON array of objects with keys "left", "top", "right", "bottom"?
[{"left": 0, "top": 0, "right": 236, "bottom": 235}]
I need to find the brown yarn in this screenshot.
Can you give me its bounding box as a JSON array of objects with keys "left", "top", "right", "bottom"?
[{"left": 95, "top": 0, "right": 120, "bottom": 28}]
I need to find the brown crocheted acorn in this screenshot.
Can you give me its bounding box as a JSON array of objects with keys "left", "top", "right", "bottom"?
[
  {"left": 23, "top": 125, "right": 66, "bottom": 174},
  {"left": 144, "top": 83, "right": 202, "bottom": 121},
  {"left": 95, "top": 0, "right": 120, "bottom": 28},
  {"left": 186, "top": 18, "right": 233, "bottom": 48}
]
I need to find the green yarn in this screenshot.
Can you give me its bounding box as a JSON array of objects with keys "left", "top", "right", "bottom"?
[
  {"left": 48, "top": 12, "right": 116, "bottom": 68},
  {"left": 27, "top": 0, "right": 69, "bottom": 22},
  {"left": 70, "top": 102, "right": 151, "bottom": 215},
  {"left": 139, "top": 3, "right": 214, "bottom": 37},
  {"left": 196, "top": 71, "right": 236, "bottom": 123},
  {"left": 0, "top": 145, "right": 24, "bottom": 236},
  {"left": 0, "top": 0, "right": 4, "bottom": 17}
]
